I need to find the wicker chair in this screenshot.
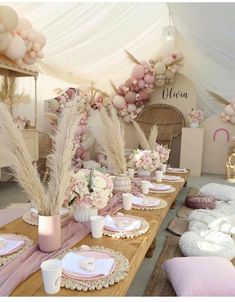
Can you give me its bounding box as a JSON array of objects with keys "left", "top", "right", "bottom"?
[{"left": 136, "top": 104, "right": 185, "bottom": 164}]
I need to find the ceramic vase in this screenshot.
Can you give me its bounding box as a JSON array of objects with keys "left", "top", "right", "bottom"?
[
  {"left": 38, "top": 215, "right": 61, "bottom": 252},
  {"left": 113, "top": 174, "right": 131, "bottom": 193},
  {"left": 190, "top": 122, "right": 199, "bottom": 128},
  {"left": 74, "top": 206, "right": 98, "bottom": 223},
  {"left": 137, "top": 168, "right": 151, "bottom": 177}
]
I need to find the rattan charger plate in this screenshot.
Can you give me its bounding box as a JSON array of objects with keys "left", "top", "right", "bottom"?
[{"left": 54, "top": 245, "right": 129, "bottom": 291}]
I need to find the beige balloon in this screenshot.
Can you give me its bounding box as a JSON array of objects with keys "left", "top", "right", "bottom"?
[
  {"left": 0, "top": 6, "right": 18, "bottom": 31},
  {"left": 0, "top": 31, "right": 11, "bottom": 51}
]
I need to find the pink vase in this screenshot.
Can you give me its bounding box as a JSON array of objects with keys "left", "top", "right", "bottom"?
[{"left": 38, "top": 215, "right": 61, "bottom": 252}]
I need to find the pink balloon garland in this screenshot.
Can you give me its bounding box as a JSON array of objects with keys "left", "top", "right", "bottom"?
[
  {"left": 112, "top": 52, "right": 184, "bottom": 123},
  {"left": 220, "top": 97, "right": 235, "bottom": 124}
]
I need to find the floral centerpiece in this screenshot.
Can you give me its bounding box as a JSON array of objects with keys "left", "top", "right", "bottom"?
[
  {"left": 65, "top": 169, "right": 113, "bottom": 222},
  {"left": 186, "top": 109, "right": 205, "bottom": 128},
  {"left": 129, "top": 149, "right": 160, "bottom": 176},
  {"left": 155, "top": 143, "right": 170, "bottom": 164}
]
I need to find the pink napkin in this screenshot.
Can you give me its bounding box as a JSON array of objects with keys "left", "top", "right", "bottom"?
[
  {"left": 99, "top": 181, "right": 144, "bottom": 216},
  {"left": 0, "top": 217, "right": 90, "bottom": 296}
]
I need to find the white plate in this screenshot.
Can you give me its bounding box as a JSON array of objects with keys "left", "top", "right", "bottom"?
[
  {"left": 149, "top": 183, "right": 171, "bottom": 191},
  {"left": 132, "top": 196, "right": 161, "bottom": 207},
  {"left": 162, "top": 175, "right": 180, "bottom": 181},
  {"left": 167, "top": 168, "right": 187, "bottom": 173}
]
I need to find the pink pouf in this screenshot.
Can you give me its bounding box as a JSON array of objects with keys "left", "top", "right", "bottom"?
[{"left": 185, "top": 195, "right": 216, "bottom": 210}]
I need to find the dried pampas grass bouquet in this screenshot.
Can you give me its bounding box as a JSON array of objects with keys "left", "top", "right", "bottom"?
[{"left": 0, "top": 99, "right": 80, "bottom": 216}]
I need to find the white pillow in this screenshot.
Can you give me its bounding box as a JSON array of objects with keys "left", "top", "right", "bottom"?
[
  {"left": 179, "top": 230, "right": 235, "bottom": 260},
  {"left": 199, "top": 183, "right": 235, "bottom": 201}
]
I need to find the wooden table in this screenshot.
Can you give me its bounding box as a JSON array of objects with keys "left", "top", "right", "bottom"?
[{"left": 0, "top": 171, "right": 189, "bottom": 296}]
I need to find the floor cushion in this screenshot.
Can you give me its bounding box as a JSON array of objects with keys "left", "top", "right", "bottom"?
[
  {"left": 199, "top": 183, "right": 235, "bottom": 201},
  {"left": 162, "top": 256, "right": 235, "bottom": 296},
  {"left": 185, "top": 195, "right": 216, "bottom": 209},
  {"left": 179, "top": 230, "right": 235, "bottom": 260},
  {"left": 188, "top": 209, "right": 235, "bottom": 235}
]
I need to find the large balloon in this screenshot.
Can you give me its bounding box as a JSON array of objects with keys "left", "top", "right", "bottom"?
[
  {"left": 132, "top": 65, "right": 145, "bottom": 80},
  {"left": 125, "top": 91, "right": 136, "bottom": 104},
  {"left": 0, "top": 6, "right": 19, "bottom": 31},
  {"left": 23, "top": 53, "right": 37, "bottom": 65},
  {"left": 112, "top": 95, "right": 126, "bottom": 109},
  {"left": 15, "top": 17, "right": 32, "bottom": 32},
  {"left": 4, "top": 34, "right": 26, "bottom": 60},
  {"left": 0, "top": 31, "right": 11, "bottom": 51},
  {"left": 154, "top": 62, "right": 166, "bottom": 75}
]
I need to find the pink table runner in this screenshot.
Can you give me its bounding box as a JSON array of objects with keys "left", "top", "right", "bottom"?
[{"left": 0, "top": 217, "right": 90, "bottom": 296}]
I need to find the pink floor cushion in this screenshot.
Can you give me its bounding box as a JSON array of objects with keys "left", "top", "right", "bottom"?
[
  {"left": 185, "top": 195, "right": 216, "bottom": 210},
  {"left": 0, "top": 208, "right": 26, "bottom": 227},
  {"left": 162, "top": 256, "right": 235, "bottom": 296}
]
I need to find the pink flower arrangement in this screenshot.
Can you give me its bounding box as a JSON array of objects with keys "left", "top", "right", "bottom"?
[
  {"left": 186, "top": 109, "right": 205, "bottom": 123},
  {"left": 65, "top": 169, "right": 113, "bottom": 209},
  {"left": 155, "top": 143, "right": 170, "bottom": 164},
  {"left": 129, "top": 149, "right": 160, "bottom": 171}
]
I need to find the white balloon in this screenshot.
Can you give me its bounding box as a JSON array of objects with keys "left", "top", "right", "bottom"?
[
  {"left": 4, "top": 34, "right": 26, "bottom": 60},
  {"left": 224, "top": 104, "right": 235, "bottom": 116},
  {"left": 0, "top": 31, "right": 11, "bottom": 51},
  {"left": 154, "top": 62, "right": 166, "bottom": 75},
  {"left": 127, "top": 104, "right": 136, "bottom": 113},
  {"left": 112, "top": 95, "right": 126, "bottom": 109},
  {"left": 0, "top": 6, "right": 18, "bottom": 31}
]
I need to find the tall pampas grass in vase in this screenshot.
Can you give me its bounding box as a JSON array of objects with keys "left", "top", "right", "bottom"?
[
  {"left": 89, "top": 106, "right": 131, "bottom": 193},
  {"left": 0, "top": 100, "right": 80, "bottom": 252}
]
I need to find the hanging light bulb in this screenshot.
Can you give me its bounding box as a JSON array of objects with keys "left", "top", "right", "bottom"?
[{"left": 161, "top": 25, "right": 176, "bottom": 53}]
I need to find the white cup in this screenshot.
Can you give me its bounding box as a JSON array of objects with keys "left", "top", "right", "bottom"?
[
  {"left": 40, "top": 259, "right": 62, "bottom": 295},
  {"left": 127, "top": 168, "right": 135, "bottom": 179},
  {"left": 160, "top": 163, "right": 167, "bottom": 173},
  {"left": 141, "top": 180, "right": 150, "bottom": 195},
  {"left": 90, "top": 215, "right": 104, "bottom": 238},
  {"left": 155, "top": 170, "right": 163, "bottom": 182},
  {"left": 122, "top": 193, "right": 133, "bottom": 210}
]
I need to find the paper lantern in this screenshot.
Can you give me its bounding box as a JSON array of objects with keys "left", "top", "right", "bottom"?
[{"left": 161, "top": 26, "right": 176, "bottom": 53}]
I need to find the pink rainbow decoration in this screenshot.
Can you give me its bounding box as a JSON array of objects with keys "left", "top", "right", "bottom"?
[{"left": 213, "top": 128, "right": 230, "bottom": 142}]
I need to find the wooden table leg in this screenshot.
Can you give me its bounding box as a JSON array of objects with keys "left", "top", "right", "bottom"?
[
  {"left": 145, "top": 237, "right": 156, "bottom": 258},
  {"left": 170, "top": 199, "right": 177, "bottom": 209}
]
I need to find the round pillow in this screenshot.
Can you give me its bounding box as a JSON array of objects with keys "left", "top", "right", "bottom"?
[
  {"left": 179, "top": 230, "right": 235, "bottom": 260},
  {"left": 185, "top": 195, "right": 216, "bottom": 209}
]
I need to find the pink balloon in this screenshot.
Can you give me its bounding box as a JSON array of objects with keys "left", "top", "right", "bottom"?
[
  {"left": 125, "top": 78, "right": 133, "bottom": 88},
  {"left": 4, "top": 34, "right": 26, "bottom": 60},
  {"left": 117, "top": 85, "right": 125, "bottom": 96},
  {"left": 23, "top": 53, "right": 37, "bottom": 65},
  {"left": 15, "top": 17, "right": 32, "bottom": 32},
  {"left": 34, "top": 31, "right": 46, "bottom": 47},
  {"left": 139, "top": 91, "right": 149, "bottom": 101},
  {"left": 80, "top": 125, "right": 87, "bottom": 135},
  {"left": 29, "top": 50, "right": 36, "bottom": 58},
  {"left": 37, "top": 50, "right": 44, "bottom": 58},
  {"left": 144, "top": 74, "right": 155, "bottom": 84},
  {"left": 138, "top": 79, "right": 145, "bottom": 89},
  {"left": 32, "top": 42, "right": 40, "bottom": 52},
  {"left": 134, "top": 87, "right": 140, "bottom": 92},
  {"left": 27, "top": 29, "right": 37, "bottom": 42},
  {"left": 125, "top": 91, "right": 136, "bottom": 104},
  {"left": 132, "top": 65, "right": 145, "bottom": 80}
]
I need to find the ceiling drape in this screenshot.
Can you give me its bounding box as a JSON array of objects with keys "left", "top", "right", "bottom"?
[{"left": 2, "top": 2, "right": 235, "bottom": 124}]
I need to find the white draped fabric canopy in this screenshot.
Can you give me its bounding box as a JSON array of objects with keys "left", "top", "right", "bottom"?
[{"left": 1, "top": 2, "right": 235, "bottom": 128}]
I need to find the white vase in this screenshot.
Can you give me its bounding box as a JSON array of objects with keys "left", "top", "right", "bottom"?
[
  {"left": 74, "top": 206, "right": 98, "bottom": 223},
  {"left": 137, "top": 168, "right": 151, "bottom": 177},
  {"left": 113, "top": 174, "right": 131, "bottom": 193},
  {"left": 190, "top": 122, "right": 199, "bottom": 128}
]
